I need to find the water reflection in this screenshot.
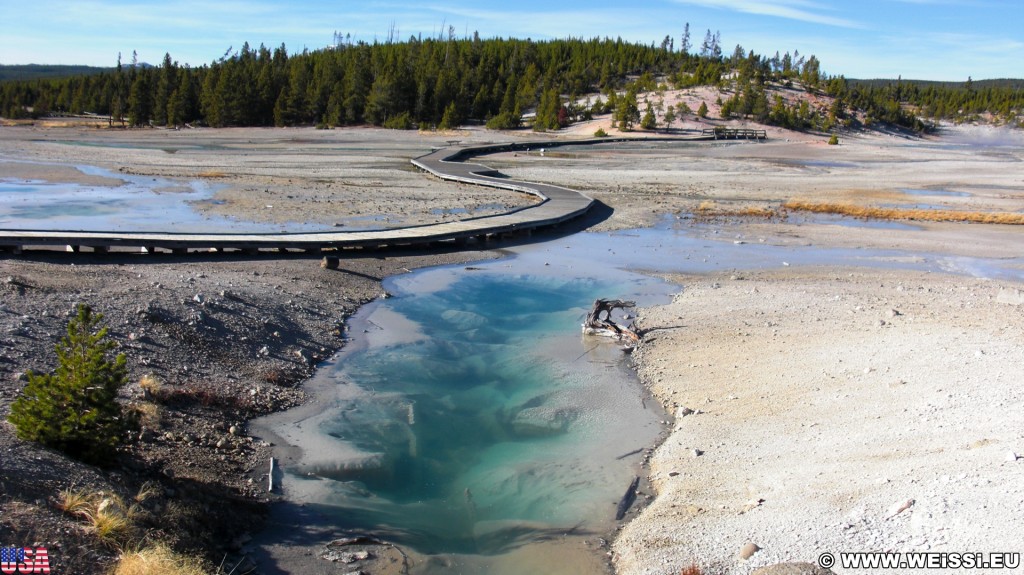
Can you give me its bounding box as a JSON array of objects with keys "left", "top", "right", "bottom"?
[{"left": 0, "top": 166, "right": 325, "bottom": 232}]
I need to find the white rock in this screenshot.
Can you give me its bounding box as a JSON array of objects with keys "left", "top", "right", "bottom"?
[{"left": 996, "top": 288, "right": 1024, "bottom": 305}]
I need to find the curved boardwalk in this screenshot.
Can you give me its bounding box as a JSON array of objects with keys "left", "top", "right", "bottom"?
[{"left": 0, "top": 137, "right": 705, "bottom": 255}]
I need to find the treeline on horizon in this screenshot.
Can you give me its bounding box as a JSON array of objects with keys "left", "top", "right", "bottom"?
[{"left": 1, "top": 32, "right": 1022, "bottom": 133}]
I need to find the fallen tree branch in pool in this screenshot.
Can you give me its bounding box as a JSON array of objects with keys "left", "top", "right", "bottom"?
[{"left": 583, "top": 299, "right": 640, "bottom": 344}]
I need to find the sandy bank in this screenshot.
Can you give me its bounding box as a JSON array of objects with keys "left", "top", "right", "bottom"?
[{"left": 614, "top": 267, "right": 1024, "bottom": 574}]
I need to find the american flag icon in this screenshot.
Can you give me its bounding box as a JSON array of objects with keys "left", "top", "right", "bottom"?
[{"left": 0, "top": 547, "right": 50, "bottom": 574}]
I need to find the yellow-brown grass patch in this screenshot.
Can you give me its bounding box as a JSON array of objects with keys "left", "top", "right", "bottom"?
[
  {"left": 694, "top": 200, "right": 781, "bottom": 219},
  {"left": 784, "top": 199, "right": 1024, "bottom": 225},
  {"left": 196, "top": 170, "right": 228, "bottom": 178}
]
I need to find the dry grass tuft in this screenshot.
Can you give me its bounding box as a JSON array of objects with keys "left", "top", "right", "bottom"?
[
  {"left": 109, "top": 543, "right": 208, "bottom": 575},
  {"left": 133, "top": 402, "right": 162, "bottom": 428},
  {"left": 57, "top": 487, "right": 102, "bottom": 517},
  {"left": 139, "top": 374, "right": 162, "bottom": 399},
  {"left": 86, "top": 501, "right": 133, "bottom": 546},
  {"left": 57, "top": 488, "right": 152, "bottom": 549},
  {"left": 133, "top": 481, "right": 161, "bottom": 504},
  {"left": 784, "top": 199, "right": 1024, "bottom": 225}
]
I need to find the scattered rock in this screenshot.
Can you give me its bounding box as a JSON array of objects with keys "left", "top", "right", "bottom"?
[
  {"left": 996, "top": 287, "right": 1024, "bottom": 306},
  {"left": 741, "top": 497, "right": 765, "bottom": 513},
  {"left": 739, "top": 542, "right": 761, "bottom": 560}
]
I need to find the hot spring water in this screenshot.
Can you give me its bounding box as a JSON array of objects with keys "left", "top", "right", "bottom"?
[{"left": 259, "top": 257, "right": 673, "bottom": 573}]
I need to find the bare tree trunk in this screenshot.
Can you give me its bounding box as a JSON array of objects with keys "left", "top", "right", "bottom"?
[{"left": 583, "top": 299, "right": 639, "bottom": 343}]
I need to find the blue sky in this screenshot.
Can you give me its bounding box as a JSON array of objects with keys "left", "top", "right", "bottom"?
[{"left": 1, "top": 0, "right": 1021, "bottom": 81}]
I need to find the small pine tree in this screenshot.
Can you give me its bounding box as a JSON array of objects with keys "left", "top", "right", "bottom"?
[
  {"left": 663, "top": 105, "right": 677, "bottom": 130},
  {"left": 8, "top": 304, "right": 130, "bottom": 466},
  {"left": 641, "top": 103, "right": 658, "bottom": 130},
  {"left": 438, "top": 102, "right": 461, "bottom": 131},
  {"left": 697, "top": 101, "right": 709, "bottom": 119}
]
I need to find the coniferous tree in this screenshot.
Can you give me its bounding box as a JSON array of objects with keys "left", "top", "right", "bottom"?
[
  {"left": 8, "top": 305, "right": 130, "bottom": 466},
  {"left": 640, "top": 100, "right": 657, "bottom": 130},
  {"left": 616, "top": 88, "right": 640, "bottom": 131},
  {"left": 438, "top": 100, "right": 461, "bottom": 130},
  {"left": 127, "top": 70, "right": 152, "bottom": 126},
  {"left": 700, "top": 30, "right": 713, "bottom": 58},
  {"left": 152, "top": 53, "right": 175, "bottom": 125},
  {"left": 663, "top": 104, "right": 676, "bottom": 130}
]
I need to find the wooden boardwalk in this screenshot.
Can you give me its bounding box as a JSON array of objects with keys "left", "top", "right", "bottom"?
[
  {"left": 0, "top": 142, "right": 598, "bottom": 255},
  {"left": 0, "top": 134, "right": 752, "bottom": 255},
  {"left": 701, "top": 127, "right": 767, "bottom": 140}
]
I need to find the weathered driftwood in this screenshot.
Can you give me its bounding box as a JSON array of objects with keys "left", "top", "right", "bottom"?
[
  {"left": 615, "top": 475, "right": 641, "bottom": 520},
  {"left": 583, "top": 299, "right": 639, "bottom": 343}
]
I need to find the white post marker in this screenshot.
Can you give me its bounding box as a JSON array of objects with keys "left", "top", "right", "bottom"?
[{"left": 269, "top": 457, "right": 275, "bottom": 492}]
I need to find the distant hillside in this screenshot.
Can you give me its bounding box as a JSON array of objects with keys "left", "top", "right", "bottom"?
[
  {"left": 1, "top": 37, "right": 1020, "bottom": 131},
  {"left": 0, "top": 64, "right": 114, "bottom": 82}
]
